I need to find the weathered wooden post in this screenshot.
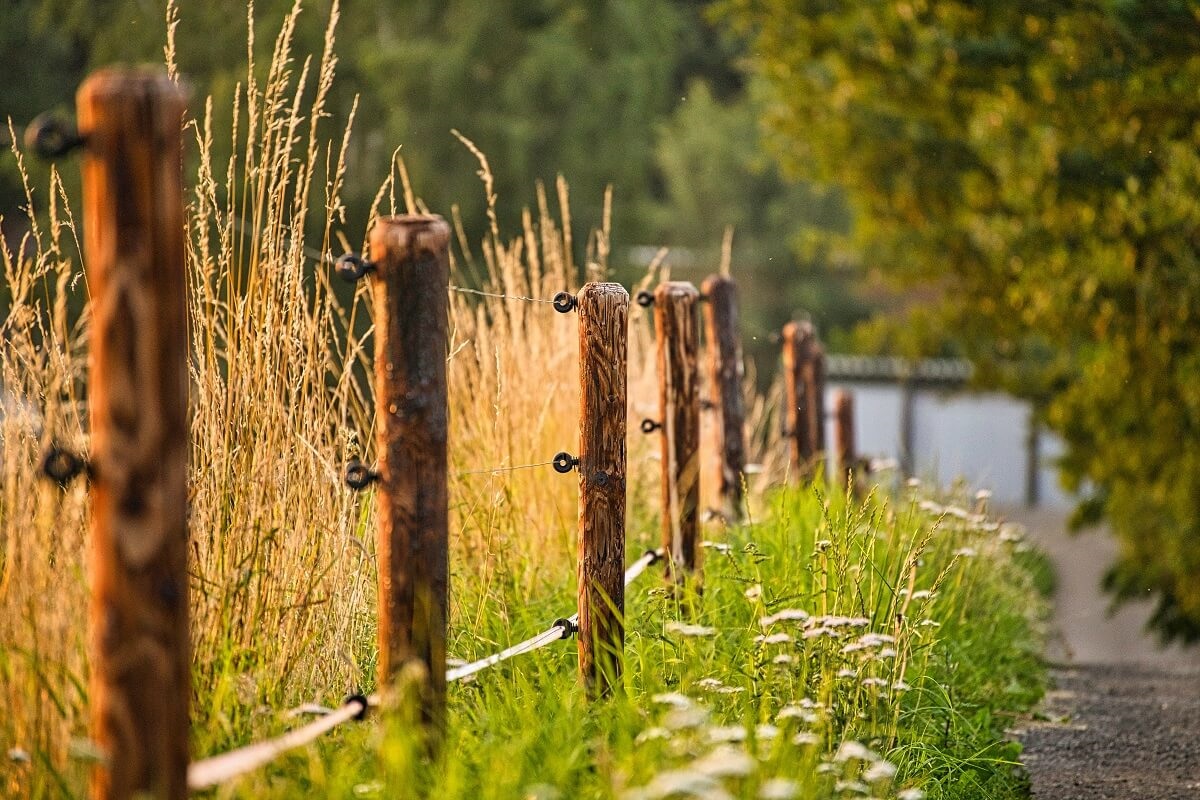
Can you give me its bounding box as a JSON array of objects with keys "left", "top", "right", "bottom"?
[
  {"left": 654, "top": 282, "right": 701, "bottom": 580},
  {"left": 701, "top": 274, "right": 746, "bottom": 520},
  {"left": 576, "top": 282, "right": 629, "bottom": 696},
  {"left": 781, "top": 321, "right": 817, "bottom": 481},
  {"left": 805, "top": 342, "right": 827, "bottom": 478},
  {"left": 833, "top": 389, "right": 856, "bottom": 491},
  {"left": 78, "top": 69, "right": 190, "bottom": 799},
  {"left": 367, "top": 215, "right": 450, "bottom": 731}
]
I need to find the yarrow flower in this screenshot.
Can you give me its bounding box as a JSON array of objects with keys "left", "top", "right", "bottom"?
[{"left": 666, "top": 621, "right": 717, "bottom": 637}]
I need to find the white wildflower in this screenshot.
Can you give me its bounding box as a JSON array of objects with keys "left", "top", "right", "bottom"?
[
  {"left": 635, "top": 727, "right": 672, "bottom": 743},
  {"left": 692, "top": 745, "right": 756, "bottom": 777},
  {"left": 860, "top": 677, "right": 889, "bottom": 688},
  {"left": 772, "top": 654, "right": 798, "bottom": 665},
  {"left": 863, "top": 760, "right": 897, "bottom": 782},
  {"left": 953, "top": 547, "right": 977, "bottom": 558},
  {"left": 7, "top": 748, "right": 30, "bottom": 763},
  {"left": 792, "top": 732, "right": 820, "bottom": 745},
  {"left": 892, "top": 681, "right": 912, "bottom": 692},
  {"left": 975, "top": 489, "right": 992, "bottom": 501},
  {"left": 877, "top": 648, "right": 897, "bottom": 659},
  {"left": 897, "top": 790, "right": 926, "bottom": 800},
  {"left": 666, "top": 621, "right": 718, "bottom": 637},
  {"left": 837, "top": 668, "right": 857, "bottom": 678},
  {"left": 760, "top": 609, "right": 810, "bottom": 626},
  {"left": 756, "top": 724, "right": 780, "bottom": 740},
  {"left": 652, "top": 692, "right": 694, "bottom": 708},
  {"left": 707, "top": 726, "right": 748, "bottom": 743},
  {"left": 745, "top": 584, "right": 763, "bottom": 600},
  {"left": 755, "top": 632, "right": 794, "bottom": 645},
  {"left": 816, "top": 762, "right": 838, "bottom": 774},
  {"left": 664, "top": 707, "right": 710, "bottom": 730},
  {"left": 834, "top": 779, "right": 870, "bottom": 795},
  {"left": 803, "top": 627, "right": 838, "bottom": 640},
  {"left": 834, "top": 741, "right": 878, "bottom": 762},
  {"left": 758, "top": 778, "right": 800, "bottom": 799},
  {"left": 697, "top": 678, "right": 724, "bottom": 690},
  {"left": 630, "top": 769, "right": 729, "bottom": 800},
  {"left": 905, "top": 477, "right": 921, "bottom": 488},
  {"left": 917, "top": 619, "right": 940, "bottom": 628}
]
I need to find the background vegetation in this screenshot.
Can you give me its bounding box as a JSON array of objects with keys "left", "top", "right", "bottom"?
[{"left": 721, "top": 0, "right": 1200, "bottom": 640}]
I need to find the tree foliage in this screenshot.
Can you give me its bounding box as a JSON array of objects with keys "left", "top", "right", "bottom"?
[{"left": 724, "top": 0, "right": 1200, "bottom": 638}]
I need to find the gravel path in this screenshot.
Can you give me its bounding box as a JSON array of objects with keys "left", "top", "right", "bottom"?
[{"left": 1002, "top": 508, "right": 1200, "bottom": 799}]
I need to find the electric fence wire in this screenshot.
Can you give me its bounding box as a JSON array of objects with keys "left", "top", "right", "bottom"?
[{"left": 186, "top": 547, "right": 666, "bottom": 789}]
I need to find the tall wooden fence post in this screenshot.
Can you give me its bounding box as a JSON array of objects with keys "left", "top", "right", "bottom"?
[
  {"left": 78, "top": 69, "right": 190, "bottom": 799},
  {"left": 654, "top": 282, "right": 701, "bottom": 580},
  {"left": 577, "top": 282, "right": 629, "bottom": 697},
  {"left": 781, "top": 321, "right": 816, "bottom": 481},
  {"left": 805, "top": 343, "right": 827, "bottom": 480},
  {"left": 833, "top": 389, "right": 856, "bottom": 491},
  {"left": 368, "top": 215, "right": 450, "bottom": 732},
  {"left": 701, "top": 275, "right": 746, "bottom": 520}
]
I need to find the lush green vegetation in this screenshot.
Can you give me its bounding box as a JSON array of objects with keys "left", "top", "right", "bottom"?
[
  {"left": 724, "top": 0, "right": 1200, "bottom": 640},
  {"left": 198, "top": 488, "right": 1046, "bottom": 799}
]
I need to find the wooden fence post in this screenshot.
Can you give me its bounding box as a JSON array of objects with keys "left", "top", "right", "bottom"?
[
  {"left": 654, "top": 282, "right": 701, "bottom": 580},
  {"left": 781, "top": 321, "right": 816, "bottom": 481},
  {"left": 78, "top": 69, "right": 190, "bottom": 799},
  {"left": 805, "top": 343, "right": 827, "bottom": 478},
  {"left": 368, "top": 215, "right": 450, "bottom": 731},
  {"left": 576, "top": 282, "right": 629, "bottom": 697},
  {"left": 701, "top": 275, "right": 746, "bottom": 520},
  {"left": 833, "top": 389, "right": 856, "bottom": 491}
]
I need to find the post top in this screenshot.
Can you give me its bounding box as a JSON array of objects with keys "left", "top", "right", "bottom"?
[
  {"left": 782, "top": 320, "right": 815, "bottom": 342},
  {"left": 370, "top": 215, "right": 451, "bottom": 263},
  {"left": 578, "top": 281, "right": 629, "bottom": 300},
  {"left": 700, "top": 273, "right": 735, "bottom": 291},
  {"left": 78, "top": 67, "right": 188, "bottom": 105},
  {"left": 654, "top": 281, "right": 700, "bottom": 301}
]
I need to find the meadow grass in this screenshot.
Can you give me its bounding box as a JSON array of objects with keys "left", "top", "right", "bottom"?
[
  {"left": 0, "top": 3, "right": 1045, "bottom": 797},
  {"left": 194, "top": 486, "right": 1048, "bottom": 800}
]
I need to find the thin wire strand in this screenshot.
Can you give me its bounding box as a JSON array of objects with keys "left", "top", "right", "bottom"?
[
  {"left": 187, "top": 697, "right": 366, "bottom": 790},
  {"left": 196, "top": 546, "right": 669, "bottom": 790},
  {"left": 457, "top": 459, "right": 556, "bottom": 477},
  {"left": 448, "top": 285, "right": 557, "bottom": 304}
]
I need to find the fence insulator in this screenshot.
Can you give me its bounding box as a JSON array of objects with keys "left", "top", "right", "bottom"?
[
  {"left": 78, "top": 68, "right": 191, "bottom": 800},
  {"left": 654, "top": 281, "right": 701, "bottom": 583},
  {"left": 576, "top": 282, "right": 629, "bottom": 698}
]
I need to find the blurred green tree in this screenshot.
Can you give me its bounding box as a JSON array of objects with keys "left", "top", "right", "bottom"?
[
  {"left": 723, "top": 0, "right": 1200, "bottom": 639},
  {"left": 3, "top": 0, "right": 866, "bottom": 338}
]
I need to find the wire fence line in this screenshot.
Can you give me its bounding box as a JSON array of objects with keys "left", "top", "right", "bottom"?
[
  {"left": 185, "top": 547, "right": 665, "bottom": 790},
  {"left": 187, "top": 696, "right": 367, "bottom": 791}
]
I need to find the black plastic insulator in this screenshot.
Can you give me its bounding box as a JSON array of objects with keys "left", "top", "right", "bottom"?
[
  {"left": 552, "top": 291, "right": 577, "bottom": 314},
  {"left": 39, "top": 446, "right": 89, "bottom": 487},
  {"left": 552, "top": 452, "right": 579, "bottom": 474},
  {"left": 344, "top": 458, "right": 380, "bottom": 490},
  {"left": 640, "top": 418, "right": 662, "bottom": 434},
  {"left": 335, "top": 253, "right": 375, "bottom": 282},
  {"left": 644, "top": 548, "right": 661, "bottom": 565},
  {"left": 552, "top": 617, "right": 579, "bottom": 638},
  {"left": 25, "top": 114, "right": 85, "bottom": 159},
  {"left": 343, "top": 693, "right": 370, "bottom": 721},
  {"left": 635, "top": 290, "right": 655, "bottom": 308}
]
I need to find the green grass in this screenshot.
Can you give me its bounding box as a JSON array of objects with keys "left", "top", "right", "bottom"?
[{"left": 199, "top": 485, "right": 1047, "bottom": 799}]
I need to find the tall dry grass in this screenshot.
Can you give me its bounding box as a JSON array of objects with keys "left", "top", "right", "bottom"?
[{"left": 0, "top": 1, "right": 764, "bottom": 792}]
